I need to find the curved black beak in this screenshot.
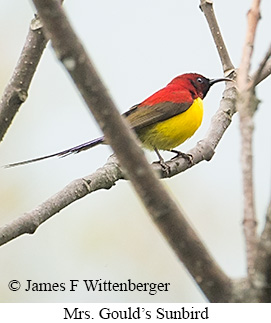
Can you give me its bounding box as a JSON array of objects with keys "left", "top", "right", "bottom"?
[{"left": 209, "top": 77, "right": 234, "bottom": 86}]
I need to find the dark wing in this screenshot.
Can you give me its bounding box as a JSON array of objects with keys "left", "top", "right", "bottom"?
[{"left": 122, "top": 101, "right": 192, "bottom": 131}]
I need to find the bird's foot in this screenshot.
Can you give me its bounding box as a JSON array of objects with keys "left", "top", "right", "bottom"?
[
  {"left": 160, "top": 160, "right": 170, "bottom": 175},
  {"left": 153, "top": 148, "right": 170, "bottom": 175},
  {"left": 153, "top": 160, "right": 170, "bottom": 175},
  {"left": 170, "top": 149, "right": 193, "bottom": 165}
]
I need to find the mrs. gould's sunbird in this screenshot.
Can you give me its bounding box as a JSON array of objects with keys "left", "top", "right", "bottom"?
[{"left": 5, "top": 73, "right": 232, "bottom": 168}]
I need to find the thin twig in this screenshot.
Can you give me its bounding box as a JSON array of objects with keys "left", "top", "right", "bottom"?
[
  {"left": 0, "top": 16, "right": 47, "bottom": 142},
  {"left": 251, "top": 45, "right": 271, "bottom": 87},
  {"left": 253, "top": 58, "right": 271, "bottom": 85},
  {"left": 236, "top": 0, "right": 262, "bottom": 277},
  {"left": 199, "top": 0, "right": 235, "bottom": 74}
]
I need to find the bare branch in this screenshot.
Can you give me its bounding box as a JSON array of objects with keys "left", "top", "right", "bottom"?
[
  {"left": 0, "top": 155, "right": 122, "bottom": 246},
  {"left": 251, "top": 45, "right": 271, "bottom": 87},
  {"left": 236, "top": 0, "right": 262, "bottom": 277},
  {"left": 0, "top": 16, "right": 47, "bottom": 142},
  {"left": 199, "top": 0, "right": 235, "bottom": 74},
  {"left": 237, "top": 0, "right": 261, "bottom": 91},
  {"left": 253, "top": 58, "right": 271, "bottom": 85},
  {"left": 238, "top": 92, "right": 259, "bottom": 277}
]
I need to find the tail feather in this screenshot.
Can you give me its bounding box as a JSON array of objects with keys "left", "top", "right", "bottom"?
[{"left": 4, "top": 136, "right": 104, "bottom": 168}]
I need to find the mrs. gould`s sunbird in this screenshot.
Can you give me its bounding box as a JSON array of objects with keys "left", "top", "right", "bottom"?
[{"left": 5, "top": 73, "right": 232, "bottom": 168}]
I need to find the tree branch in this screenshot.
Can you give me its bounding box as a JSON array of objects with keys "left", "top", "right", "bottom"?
[
  {"left": 28, "top": 0, "right": 232, "bottom": 302},
  {"left": 0, "top": 155, "right": 122, "bottom": 246},
  {"left": 0, "top": 16, "right": 47, "bottom": 142},
  {"left": 238, "top": 0, "right": 261, "bottom": 91},
  {"left": 199, "top": 0, "right": 235, "bottom": 74},
  {"left": 251, "top": 45, "right": 271, "bottom": 87},
  {"left": 253, "top": 57, "right": 271, "bottom": 85},
  {"left": 236, "top": 0, "right": 262, "bottom": 277}
]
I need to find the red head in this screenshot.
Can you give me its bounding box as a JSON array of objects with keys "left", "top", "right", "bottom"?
[{"left": 168, "top": 73, "right": 231, "bottom": 99}]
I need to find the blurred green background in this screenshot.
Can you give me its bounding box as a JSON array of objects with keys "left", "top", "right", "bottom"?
[{"left": 0, "top": 0, "right": 271, "bottom": 302}]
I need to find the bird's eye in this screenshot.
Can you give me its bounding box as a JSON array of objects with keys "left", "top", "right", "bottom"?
[{"left": 197, "top": 77, "right": 203, "bottom": 83}]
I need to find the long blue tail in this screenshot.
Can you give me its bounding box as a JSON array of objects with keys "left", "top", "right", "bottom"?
[{"left": 5, "top": 136, "right": 104, "bottom": 168}]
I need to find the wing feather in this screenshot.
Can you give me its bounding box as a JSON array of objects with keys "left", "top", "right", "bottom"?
[{"left": 123, "top": 101, "right": 192, "bottom": 131}]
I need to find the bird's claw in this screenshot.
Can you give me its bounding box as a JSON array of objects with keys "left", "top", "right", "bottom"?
[
  {"left": 160, "top": 161, "right": 170, "bottom": 175},
  {"left": 153, "top": 160, "right": 171, "bottom": 175},
  {"left": 170, "top": 150, "right": 193, "bottom": 165}
]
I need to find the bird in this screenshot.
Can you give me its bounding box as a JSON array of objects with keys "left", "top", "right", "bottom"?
[{"left": 5, "top": 73, "right": 232, "bottom": 168}]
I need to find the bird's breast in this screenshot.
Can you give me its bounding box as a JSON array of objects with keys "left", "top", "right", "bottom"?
[{"left": 137, "top": 97, "right": 204, "bottom": 150}]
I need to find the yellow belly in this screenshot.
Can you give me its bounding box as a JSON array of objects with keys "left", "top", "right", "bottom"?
[{"left": 137, "top": 98, "right": 204, "bottom": 150}]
